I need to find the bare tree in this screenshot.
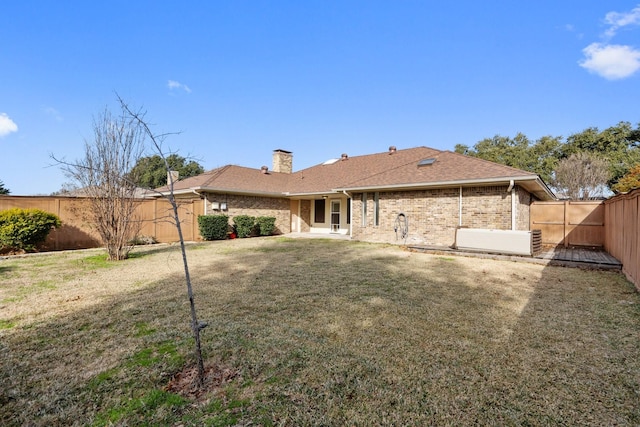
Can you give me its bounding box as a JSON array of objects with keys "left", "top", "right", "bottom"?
[
  {"left": 118, "top": 96, "right": 208, "bottom": 387},
  {"left": 553, "top": 152, "right": 610, "bottom": 200},
  {"left": 53, "top": 107, "right": 145, "bottom": 260}
]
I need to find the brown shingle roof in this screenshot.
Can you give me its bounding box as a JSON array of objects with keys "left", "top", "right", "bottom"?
[
  {"left": 286, "top": 147, "right": 539, "bottom": 193},
  {"left": 156, "top": 146, "right": 554, "bottom": 199},
  {"left": 158, "top": 165, "right": 293, "bottom": 196}
]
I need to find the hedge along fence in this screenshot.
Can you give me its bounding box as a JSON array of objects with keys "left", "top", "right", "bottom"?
[{"left": 0, "top": 208, "right": 61, "bottom": 252}]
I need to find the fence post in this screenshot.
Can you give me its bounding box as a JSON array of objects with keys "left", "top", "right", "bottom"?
[
  {"left": 563, "top": 200, "right": 568, "bottom": 248},
  {"left": 55, "top": 198, "right": 61, "bottom": 250}
]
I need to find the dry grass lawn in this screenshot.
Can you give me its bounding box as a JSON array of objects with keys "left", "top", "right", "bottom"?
[{"left": 1, "top": 237, "right": 639, "bottom": 426}]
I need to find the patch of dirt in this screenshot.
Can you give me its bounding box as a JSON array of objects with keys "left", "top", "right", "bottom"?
[{"left": 164, "top": 363, "right": 240, "bottom": 401}]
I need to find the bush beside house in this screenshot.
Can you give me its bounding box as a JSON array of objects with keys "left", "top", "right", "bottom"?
[
  {"left": 198, "top": 215, "right": 277, "bottom": 239},
  {"left": 233, "top": 215, "right": 257, "bottom": 238},
  {"left": 256, "top": 216, "right": 276, "bottom": 236},
  {"left": 198, "top": 215, "right": 230, "bottom": 240}
]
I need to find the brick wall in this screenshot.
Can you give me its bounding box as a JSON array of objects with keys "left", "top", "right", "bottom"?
[
  {"left": 461, "top": 186, "right": 511, "bottom": 230},
  {"left": 299, "top": 200, "right": 311, "bottom": 232},
  {"left": 516, "top": 186, "right": 531, "bottom": 230},
  {"left": 204, "top": 193, "right": 291, "bottom": 234},
  {"left": 351, "top": 186, "right": 531, "bottom": 246}
]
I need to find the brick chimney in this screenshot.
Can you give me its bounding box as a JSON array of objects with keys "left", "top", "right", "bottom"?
[
  {"left": 272, "top": 149, "right": 293, "bottom": 173},
  {"left": 167, "top": 170, "right": 179, "bottom": 184}
]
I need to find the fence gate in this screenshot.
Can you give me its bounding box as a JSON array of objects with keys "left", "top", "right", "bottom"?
[{"left": 530, "top": 200, "right": 604, "bottom": 247}]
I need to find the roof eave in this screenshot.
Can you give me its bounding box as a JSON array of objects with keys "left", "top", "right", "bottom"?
[
  {"left": 335, "top": 176, "right": 557, "bottom": 200},
  {"left": 195, "top": 186, "right": 287, "bottom": 198}
]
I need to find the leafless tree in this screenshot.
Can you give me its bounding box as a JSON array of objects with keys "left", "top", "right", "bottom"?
[
  {"left": 53, "top": 107, "right": 145, "bottom": 260},
  {"left": 117, "top": 96, "right": 207, "bottom": 387},
  {"left": 553, "top": 152, "right": 610, "bottom": 200}
]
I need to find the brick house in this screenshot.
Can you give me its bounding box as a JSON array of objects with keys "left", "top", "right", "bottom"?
[{"left": 158, "top": 146, "right": 555, "bottom": 246}]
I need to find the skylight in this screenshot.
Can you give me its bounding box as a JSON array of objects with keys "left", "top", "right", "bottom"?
[
  {"left": 418, "top": 158, "right": 436, "bottom": 166},
  {"left": 322, "top": 158, "right": 339, "bottom": 165}
]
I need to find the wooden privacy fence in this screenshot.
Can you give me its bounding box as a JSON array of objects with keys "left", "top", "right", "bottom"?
[
  {"left": 604, "top": 189, "right": 639, "bottom": 290},
  {"left": 0, "top": 196, "right": 203, "bottom": 251},
  {"left": 530, "top": 201, "right": 604, "bottom": 248}
]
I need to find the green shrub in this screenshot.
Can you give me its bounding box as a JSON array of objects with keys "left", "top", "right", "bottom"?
[
  {"left": 256, "top": 216, "right": 276, "bottom": 236},
  {"left": 0, "top": 208, "right": 61, "bottom": 252},
  {"left": 233, "top": 215, "right": 256, "bottom": 238},
  {"left": 198, "top": 215, "right": 229, "bottom": 240}
]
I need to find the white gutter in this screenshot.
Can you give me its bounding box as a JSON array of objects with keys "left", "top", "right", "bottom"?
[
  {"left": 507, "top": 179, "right": 515, "bottom": 192},
  {"left": 508, "top": 180, "right": 516, "bottom": 230},
  {"left": 335, "top": 175, "right": 557, "bottom": 201},
  {"left": 161, "top": 187, "right": 286, "bottom": 198},
  {"left": 335, "top": 175, "right": 539, "bottom": 192},
  {"left": 459, "top": 186, "right": 463, "bottom": 226}
]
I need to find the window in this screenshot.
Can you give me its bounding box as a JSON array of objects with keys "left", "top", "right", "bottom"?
[
  {"left": 374, "top": 192, "right": 379, "bottom": 226},
  {"left": 418, "top": 158, "right": 436, "bottom": 166},
  {"left": 361, "top": 192, "right": 367, "bottom": 226},
  {"left": 346, "top": 198, "right": 351, "bottom": 225},
  {"left": 314, "top": 199, "right": 326, "bottom": 223}
]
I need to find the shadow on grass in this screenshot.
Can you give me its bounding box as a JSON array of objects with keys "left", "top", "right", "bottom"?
[
  {"left": 489, "top": 263, "right": 640, "bottom": 425},
  {"left": 0, "top": 265, "right": 15, "bottom": 275},
  {"left": 1, "top": 238, "right": 639, "bottom": 426}
]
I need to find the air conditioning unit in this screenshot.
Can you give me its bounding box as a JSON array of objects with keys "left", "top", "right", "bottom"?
[{"left": 455, "top": 228, "right": 542, "bottom": 256}]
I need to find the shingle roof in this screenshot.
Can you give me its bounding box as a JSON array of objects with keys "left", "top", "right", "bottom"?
[
  {"left": 157, "top": 146, "right": 555, "bottom": 200},
  {"left": 158, "top": 165, "right": 293, "bottom": 195}
]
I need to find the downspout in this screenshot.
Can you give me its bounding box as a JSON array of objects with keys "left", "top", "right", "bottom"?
[
  {"left": 507, "top": 180, "right": 515, "bottom": 230},
  {"left": 342, "top": 190, "right": 353, "bottom": 238}
]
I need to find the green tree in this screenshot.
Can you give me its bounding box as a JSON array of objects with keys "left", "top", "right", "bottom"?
[
  {"left": 454, "top": 133, "right": 562, "bottom": 183},
  {"left": 0, "top": 180, "right": 10, "bottom": 195},
  {"left": 129, "top": 154, "right": 204, "bottom": 189},
  {"left": 562, "top": 122, "right": 640, "bottom": 188},
  {"left": 612, "top": 164, "right": 640, "bottom": 193}
]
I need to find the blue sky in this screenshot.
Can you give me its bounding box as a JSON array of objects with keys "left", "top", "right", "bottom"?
[{"left": 2, "top": 1, "right": 640, "bottom": 195}]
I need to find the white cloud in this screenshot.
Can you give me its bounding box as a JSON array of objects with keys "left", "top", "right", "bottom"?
[
  {"left": 604, "top": 5, "right": 640, "bottom": 38},
  {"left": 580, "top": 5, "right": 640, "bottom": 79},
  {"left": 167, "top": 80, "right": 192, "bottom": 93},
  {"left": 44, "top": 106, "right": 63, "bottom": 122},
  {"left": 0, "top": 113, "right": 18, "bottom": 137},
  {"left": 579, "top": 43, "right": 640, "bottom": 80}
]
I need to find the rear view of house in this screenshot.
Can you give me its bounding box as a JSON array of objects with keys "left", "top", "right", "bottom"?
[{"left": 156, "top": 146, "right": 555, "bottom": 246}]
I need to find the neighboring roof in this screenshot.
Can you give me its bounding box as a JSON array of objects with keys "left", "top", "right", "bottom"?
[
  {"left": 156, "top": 146, "right": 556, "bottom": 200},
  {"left": 60, "top": 186, "right": 156, "bottom": 199}
]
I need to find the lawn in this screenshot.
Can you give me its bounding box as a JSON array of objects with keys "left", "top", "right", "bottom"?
[{"left": 1, "top": 238, "right": 639, "bottom": 426}]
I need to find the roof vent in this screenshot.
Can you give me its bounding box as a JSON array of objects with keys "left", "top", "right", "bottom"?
[
  {"left": 261, "top": 165, "right": 269, "bottom": 174},
  {"left": 389, "top": 146, "right": 397, "bottom": 154},
  {"left": 341, "top": 153, "right": 348, "bottom": 160},
  {"left": 418, "top": 158, "right": 436, "bottom": 166}
]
